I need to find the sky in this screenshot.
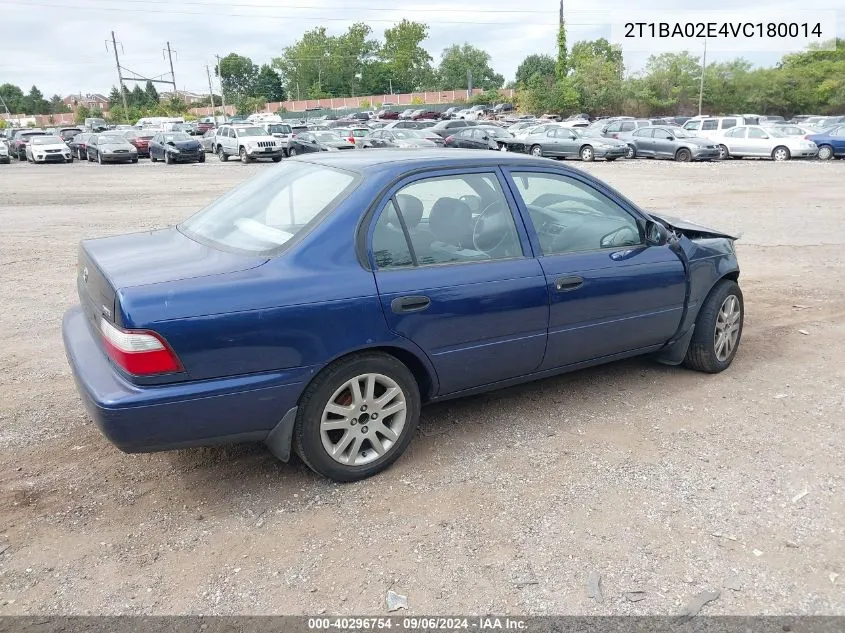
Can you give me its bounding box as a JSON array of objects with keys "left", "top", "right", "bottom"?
[{"left": 0, "top": 0, "right": 840, "bottom": 98}]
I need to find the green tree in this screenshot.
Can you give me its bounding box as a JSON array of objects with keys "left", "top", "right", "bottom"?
[
  {"left": 165, "top": 94, "right": 188, "bottom": 113},
  {"left": 0, "top": 84, "right": 25, "bottom": 113},
  {"left": 438, "top": 43, "right": 504, "bottom": 90},
  {"left": 254, "top": 64, "right": 286, "bottom": 102},
  {"left": 569, "top": 39, "right": 624, "bottom": 115},
  {"left": 130, "top": 85, "right": 147, "bottom": 108},
  {"left": 380, "top": 20, "right": 435, "bottom": 92},
  {"left": 639, "top": 52, "right": 702, "bottom": 114},
  {"left": 23, "top": 85, "right": 49, "bottom": 115},
  {"left": 48, "top": 94, "right": 69, "bottom": 114},
  {"left": 274, "top": 27, "right": 333, "bottom": 98},
  {"left": 514, "top": 54, "right": 556, "bottom": 87},
  {"left": 74, "top": 104, "right": 90, "bottom": 124},
  {"left": 217, "top": 53, "right": 258, "bottom": 100},
  {"left": 235, "top": 95, "right": 266, "bottom": 116},
  {"left": 517, "top": 74, "right": 579, "bottom": 115},
  {"left": 144, "top": 80, "right": 160, "bottom": 105}
]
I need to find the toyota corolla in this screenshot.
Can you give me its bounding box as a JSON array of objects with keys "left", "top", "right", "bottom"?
[{"left": 63, "top": 150, "right": 744, "bottom": 482}]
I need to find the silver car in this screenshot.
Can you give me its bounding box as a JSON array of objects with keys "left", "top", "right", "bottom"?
[
  {"left": 621, "top": 126, "right": 720, "bottom": 161},
  {"left": 200, "top": 128, "right": 216, "bottom": 153},
  {"left": 523, "top": 127, "right": 628, "bottom": 161},
  {"left": 718, "top": 125, "right": 818, "bottom": 161},
  {"left": 0, "top": 140, "right": 9, "bottom": 164}
]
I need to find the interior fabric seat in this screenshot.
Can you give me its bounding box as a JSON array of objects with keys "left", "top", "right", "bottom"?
[{"left": 429, "top": 197, "right": 474, "bottom": 249}]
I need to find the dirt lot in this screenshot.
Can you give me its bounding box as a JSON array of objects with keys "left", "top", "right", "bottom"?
[{"left": 0, "top": 156, "right": 843, "bottom": 616}]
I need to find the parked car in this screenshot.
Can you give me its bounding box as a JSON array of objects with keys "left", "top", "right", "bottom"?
[
  {"left": 260, "top": 122, "right": 295, "bottom": 155},
  {"left": 805, "top": 124, "right": 845, "bottom": 160},
  {"left": 682, "top": 116, "right": 757, "bottom": 154},
  {"left": 149, "top": 131, "right": 204, "bottom": 164},
  {"left": 444, "top": 126, "right": 526, "bottom": 152},
  {"left": 717, "top": 125, "right": 818, "bottom": 161},
  {"left": 412, "top": 110, "right": 441, "bottom": 120},
  {"left": 86, "top": 133, "right": 139, "bottom": 164},
  {"left": 200, "top": 128, "right": 217, "bottom": 153},
  {"left": 621, "top": 126, "right": 720, "bottom": 161},
  {"left": 68, "top": 133, "right": 93, "bottom": 160},
  {"left": 288, "top": 131, "right": 355, "bottom": 154},
  {"left": 213, "top": 124, "right": 285, "bottom": 163},
  {"left": 84, "top": 117, "right": 108, "bottom": 132},
  {"left": 759, "top": 123, "right": 816, "bottom": 137},
  {"left": 398, "top": 109, "right": 419, "bottom": 120},
  {"left": 0, "top": 140, "right": 10, "bottom": 164},
  {"left": 376, "top": 109, "right": 400, "bottom": 120},
  {"left": 365, "top": 129, "right": 438, "bottom": 149},
  {"left": 429, "top": 119, "right": 478, "bottom": 138},
  {"left": 493, "top": 103, "right": 514, "bottom": 113},
  {"left": 25, "top": 134, "right": 74, "bottom": 163},
  {"left": 122, "top": 130, "right": 155, "bottom": 158},
  {"left": 57, "top": 127, "right": 83, "bottom": 143},
  {"left": 9, "top": 129, "right": 47, "bottom": 160},
  {"left": 523, "top": 127, "right": 627, "bottom": 161},
  {"left": 62, "top": 150, "right": 744, "bottom": 482},
  {"left": 383, "top": 121, "right": 431, "bottom": 131},
  {"left": 334, "top": 127, "right": 371, "bottom": 148},
  {"left": 601, "top": 119, "right": 652, "bottom": 139}
]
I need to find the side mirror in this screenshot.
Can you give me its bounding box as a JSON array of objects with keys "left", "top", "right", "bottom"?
[
  {"left": 646, "top": 221, "right": 670, "bottom": 246},
  {"left": 666, "top": 136, "right": 675, "bottom": 141}
]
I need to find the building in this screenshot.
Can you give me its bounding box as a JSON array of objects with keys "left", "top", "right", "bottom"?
[
  {"left": 63, "top": 93, "right": 109, "bottom": 110},
  {"left": 159, "top": 90, "right": 206, "bottom": 105}
]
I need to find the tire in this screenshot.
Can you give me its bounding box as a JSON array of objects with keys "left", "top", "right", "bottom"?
[
  {"left": 198, "top": 153, "right": 205, "bottom": 163},
  {"left": 718, "top": 144, "right": 729, "bottom": 160},
  {"left": 98, "top": 153, "right": 103, "bottom": 165},
  {"left": 131, "top": 158, "right": 138, "bottom": 163},
  {"left": 293, "top": 352, "right": 421, "bottom": 482},
  {"left": 289, "top": 148, "right": 298, "bottom": 156},
  {"left": 272, "top": 156, "right": 282, "bottom": 162},
  {"left": 817, "top": 144, "right": 834, "bottom": 161},
  {"left": 77, "top": 148, "right": 84, "bottom": 160},
  {"left": 239, "top": 147, "right": 251, "bottom": 163},
  {"left": 530, "top": 144, "right": 543, "bottom": 157},
  {"left": 684, "top": 279, "right": 744, "bottom": 373},
  {"left": 675, "top": 148, "right": 692, "bottom": 162},
  {"left": 772, "top": 146, "right": 790, "bottom": 162},
  {"left": 150, "top": 154, "right": 157, "bottom": 162},
  {"left": 580, "top": 145, "right": 595, "bottom": 161},
  {"left": 67, "top": 157, "right": 74, "bottom": 163},
  {"left": 165, "top": 151, "right": 172, "bottom": 165},
  {"left": 218, "top": 147, "right": 228, "bottom": 162},
  {"left": 18, "top": 152, "right": 25, "bottom": 161},
  {"left": 625, "top": 145, "right": 636, "bottom": 159}
]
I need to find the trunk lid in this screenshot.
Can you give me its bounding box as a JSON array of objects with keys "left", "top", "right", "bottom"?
[{"left": 77, "top": 227, "right": 267, "bottom": 327}]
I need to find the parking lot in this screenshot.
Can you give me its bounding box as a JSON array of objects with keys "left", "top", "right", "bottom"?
[{"left": 0, "top": 157, "right": 843, "bottom": 615}]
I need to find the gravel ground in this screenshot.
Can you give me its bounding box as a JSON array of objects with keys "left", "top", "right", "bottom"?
[{"left": 0, "top": 156, "right": 843, "bottom": 616}]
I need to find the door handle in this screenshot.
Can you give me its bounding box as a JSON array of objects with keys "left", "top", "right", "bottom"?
[
  {"left": 554, "top": 276, "right": 584, "bottom": 292},
  {"left": 391, "top": 295, "right": 431, "bottom": 314}
]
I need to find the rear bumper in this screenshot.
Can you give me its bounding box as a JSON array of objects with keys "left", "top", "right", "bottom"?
[{"left": 62, "top": 306, "right": 308, "bottom": 453}]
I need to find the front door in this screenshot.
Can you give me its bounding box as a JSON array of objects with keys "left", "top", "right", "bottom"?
[
  {"left": 632, "top": 128, "right": 655, "bottom": 156},
  {"left": 651, "top": 127, "right": 675, "bottom": 158},
  {"left": 503, "top": 168, "right": 687, "bottom": 369},
  {"left": 368, "top": 169, "right": 549, "bottom": 395}
]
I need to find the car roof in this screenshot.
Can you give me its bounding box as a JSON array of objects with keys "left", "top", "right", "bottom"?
[{"left": 291, "top": 148, "right": 572, "bottom": 174}]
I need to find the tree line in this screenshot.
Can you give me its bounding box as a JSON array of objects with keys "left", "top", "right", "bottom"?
[{"left": 0, "top": 84, "right": 70, "bottom": 116}]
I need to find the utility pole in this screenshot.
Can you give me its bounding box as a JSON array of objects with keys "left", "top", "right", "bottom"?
[
  {"left": 165, "top": 42, "right": 177, "bottom": 93},
  {"left": 215, "top": 54, "right": 227, "bottom": 115},
  {"left": 698, "top": 37, "right": 707, "bottom": 116},
  {"left": 109, "top": 31, "right": 129, "bottom": 122},
  {"left": 205, "top": 65, "right": 217, "bottom": 118}
]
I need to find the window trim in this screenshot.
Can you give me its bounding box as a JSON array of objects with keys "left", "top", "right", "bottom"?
[
  {"left": 365, "top": 167, "right": 534, "bottom": 272},
  {"left": 501, "top": 166, "right": 648, "bottom": 259}
]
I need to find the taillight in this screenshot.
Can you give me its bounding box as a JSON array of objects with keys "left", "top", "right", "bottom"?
[
  {"left": 804, "top": 135, "right": 811, "bottom": 139},
  {"left": 445, "top": 135, "right": 454, "bottom": 143},
  {"left": 100, "top": 318, "right": 182, "bottom": 376},
  {"left": 348, "top": 137, "right": 355, "bottom": 144}
]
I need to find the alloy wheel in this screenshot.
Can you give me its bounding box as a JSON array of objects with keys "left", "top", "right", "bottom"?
[
  {"left": 714, "top": 295, "right": 741, "bottom": 362},
  {"left": 320, "top": 373, "right": 407, "bottom": 466}
]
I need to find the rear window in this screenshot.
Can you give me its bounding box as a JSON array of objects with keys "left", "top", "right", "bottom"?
[{"left": 179, "top": 162, "right": 358, "bottom": 256}]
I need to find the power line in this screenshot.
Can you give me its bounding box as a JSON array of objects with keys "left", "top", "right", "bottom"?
[
  {"left": 71, "top": 0, "right": 560, "bottom": 13},
  {"left": 2, "top": 0, "right": 608, "bottom": 25}
]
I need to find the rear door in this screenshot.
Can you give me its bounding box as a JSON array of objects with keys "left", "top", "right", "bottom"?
[
  {"left": 827, "top": 125, "right": 845, "bottom": 156},
  {"left": 503, "top": 168, "right": 687, "bottom": 369},
  {"left": 367, "top": 168, "right": 549, "bottom": 395}
]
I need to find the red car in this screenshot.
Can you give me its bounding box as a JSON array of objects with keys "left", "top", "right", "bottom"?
[
  {"left": 412, "top": 110, "right": 441, "bottom": 120},
  {"left": 10, "top": 130, "right": 47, "bottom": 160},
  {"left": 377, "top": 109, "right": 399, "bottom": 120},
  {"left": 196, "top": 121, "right": 216, "bottom": 134},
  {"left": 123, "top": 130, "right": 155, "bottom": 158}
]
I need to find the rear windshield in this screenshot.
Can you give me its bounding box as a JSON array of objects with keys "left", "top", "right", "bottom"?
[
  {"left": 179, "top": 162, "right": 358, "bottom": 256},
  {"left": 267, "top": 124, "right": 292, "bottom": 134}
]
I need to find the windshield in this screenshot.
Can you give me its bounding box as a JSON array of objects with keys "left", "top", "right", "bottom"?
[
  {"left": 236, "top": 126, "right": 267, "bottom": 137},
  {"left": 31, "top": 136, "right": 62, "bottom": 145},
  {"left": 669, "top": 128, "right": 696, "bottom": 138},
  {"left": 479, "top": 127, "right": 511, "bottom": 138},
  {"left": 179, "top": 162, "right": 358, "bottom": 256},
  {"left": 162, "top": 133, "right": 192, "bottom": 142},
  {"left": 98, "top": 135, "right": 126, "bottom": 144},
  {"left": 392, "top": 130, "right": 423, "bottom": 139}
]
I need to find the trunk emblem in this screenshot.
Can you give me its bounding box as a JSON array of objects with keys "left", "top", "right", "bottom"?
[{"left": 82, "top": 267, "right": 89, "bottom": 283}]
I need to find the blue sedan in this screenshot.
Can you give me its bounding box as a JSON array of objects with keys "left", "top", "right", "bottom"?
[
  {"left": 806, "top": 124, "right": 845, "bottom": 160},
  {"left": 62, "top": 150, "right": 744, "bottom": 482},
  {"left": 149, "top": 131, "right": 205, "bottom": 164}
]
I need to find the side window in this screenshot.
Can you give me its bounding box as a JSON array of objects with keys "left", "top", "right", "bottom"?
[
  {"left": 725, "top": 127, "right": 745, "bottom": 138},
  {"left": 653, "top": 129, "right": 672, "bottom": 140},
  {"left": 372, "top": 200, "right": 414, "bottom": 270},
  {"left": 748, "top": 127, "right": 768, "bottom": 139},
  {"left": 372, "top": 173, "right": 522, "bottom": 268},
  {"left": 606, "top": 122, "right": 621, "bottom": 133},
  {"left": 546, "top": 129, "right": 557, "bottom": 137},
  {"left": 633, "top": 128, "right": 652, "bottom": 138},
  {"left": 685, "top": 120, "right": 701, "bottom": 130},
  {"left": 620, "top": 122, "right": 636, "bottom": 132},
  {"left": 510, "top": 172, "right": 643, "bottom": 255},
  {"left": 701, "top": 119, "right": 718, "bottom": 131},
  {"left": 721, "top": 118, "right": 737, "bottom": 129},
  {"left": 832, "top": 126, "right": 845, "bottom": 137}
]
